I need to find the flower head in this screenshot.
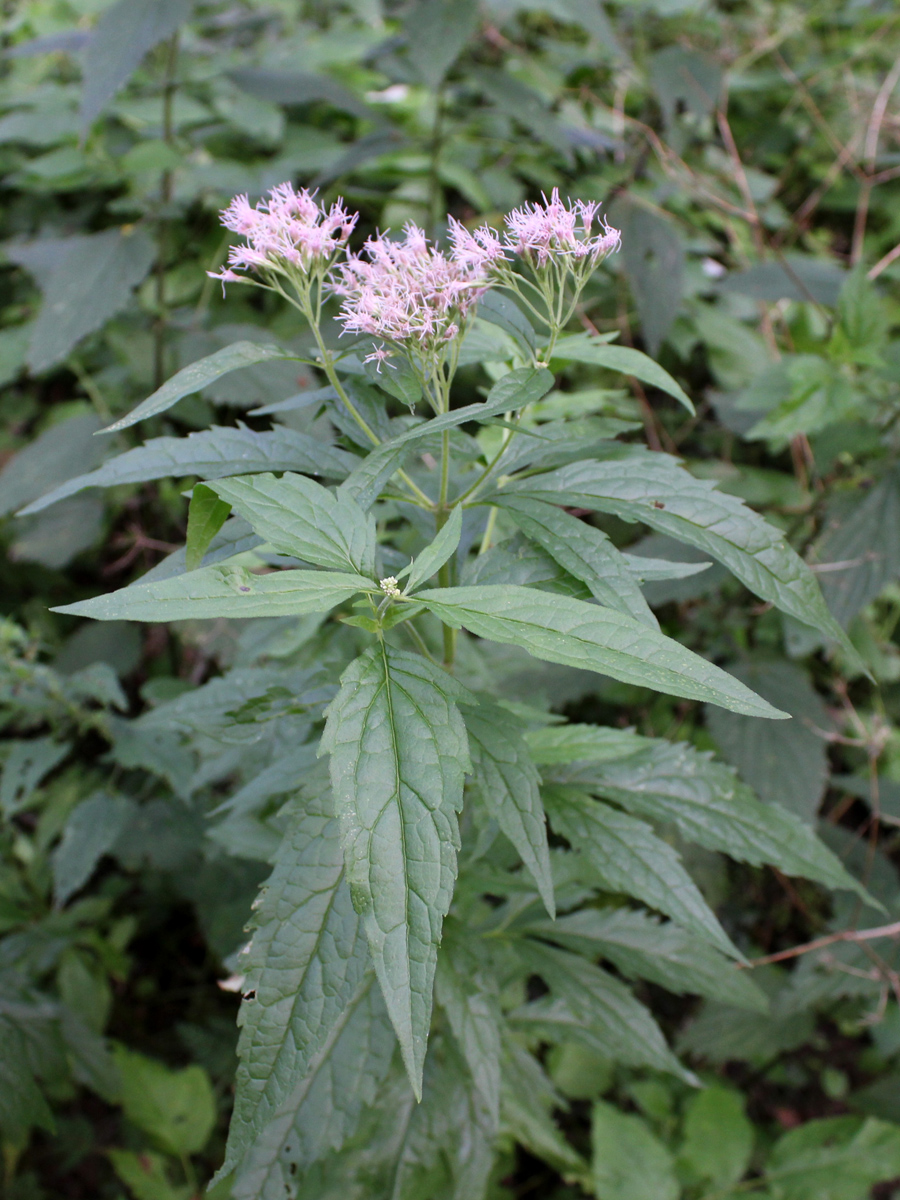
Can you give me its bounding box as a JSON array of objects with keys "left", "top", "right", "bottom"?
[
  {"left": 503, "top": 188, "right": 620, "bottom": 267},
  {"left": 208, "top": 184, "right": 358, "bottom": 289}
]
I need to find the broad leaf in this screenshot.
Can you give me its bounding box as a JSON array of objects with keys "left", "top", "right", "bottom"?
[
  {"left": 53, "top": 792, "right": 136, "bottom": 905},
  {"left": 0, "top": 413, "right": 104, "bottom": 517},
  {"left": 550, "top": 335, "right": 694, "bottom": 412},
  {"left": 500, "top": 1039, "right": 589, "bottom": 1182},
  {"left": 114, "top": 1046, "right": 215, "bottom": 1156},
  {"left": 414, "top": 585, "right": 787, "bottom": 718},
  {"left": 501, "top": 452, "right": 857, "bottom": 657},
  {"left": 679, "top": 1086, "right": 754, "bottom": 1188},
  {"left": 207, "top": 473, "right": 376, "bottom": 577},
  {"left": 591, "top": 1100, "right": 680, "bottom": 1200},
  {"left": 404, "top": 0, "right": 479, "bottom": 89},
  {"left": 103, "top": 342, "right": 298, "bottom": 434},
  {"left": 218, "top": 787, "right": 374, "bottom": 1184},
  {"left": 498, "top": 495, "right": 658, "bottom": 627},
  {"left": 20, "top": 426, "right": 354, "bottom": 514},
  {"left": 320, "top": 645, "right": 472, "bottom": 1096},
  {"left": 185, "top": 485, "right": 231, "bottom": 571},
  {"left": 543, "top": 786, "right": 739, "bottom": 957},
  {"left": 404, "top": 505, "right": 463, "bottom": 594},
  {"left": 53, "top": 566, "right": 374, "bottom": 622},
  {"left": 141, "top": 516, "right": 260, "bottom": 583},
  {"left": 435, "top": 942, "right": 502, "bottom": 1126},
  {"left": 0, "top": 737, "right": 70, "bottom": 815},
  {"left": 464, "top": 702, "right": 554, "bottom": 915},
  {"left": 611, "top": 196, "right": 685, "bottom": 355}
]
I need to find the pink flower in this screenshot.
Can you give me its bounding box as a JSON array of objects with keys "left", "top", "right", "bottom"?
[
  {"left": 503, "top": 188, "right": 620, "bottom": 266},
  {"left": 447, "top": 217, "right": 508, "bottom": 272}
]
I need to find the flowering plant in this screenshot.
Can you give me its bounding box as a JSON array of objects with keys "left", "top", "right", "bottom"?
[{"left": 31, "top": 183, "right": 865, "bottom": 1196}]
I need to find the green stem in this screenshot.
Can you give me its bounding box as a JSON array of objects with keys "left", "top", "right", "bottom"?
[{"left": 479, "top": 506, "right": 498, "bottom": 554}]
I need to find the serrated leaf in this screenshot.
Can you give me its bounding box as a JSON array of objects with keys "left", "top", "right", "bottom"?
[
  {"left": 103, "top": 342, "right": 298, "bottom": 434},
  {"left": 141, "top": 516, "right": 260, "bottom": 583},
  {"left": 680, "top": 1086, "right": 754, "bottom": 1188},
  {"left": 543, "top": 786, "right": 739, "bottom": 957},
  {"left": 414, "top": 585, "right": 786, "bottom": 718},
  {"left": 52, "top": 566, "right": 374, "bottom": 622},
  {"left": 463, "top": 702, "right": 554, "bottom": 916},
  {"left": 591, "top": 1100, "right": 680, "bottom": 1200},
  {"left": 320, "top": 645, "right": 472, "bottom": 1096},
  {"left": 0, "top": 737, "right": 70, "bottom": 815},
  {"left": 207, "top": 473, "right": 376, "bottom": 577},
  {"left": 338, "top": 367, "right": 554, "bottom": 509},
  {"left": 436, "top": 943, "right": 502, "bottom": 1126},
  {"left": 404, "top": 0, "right": 479, "bottom": 89},
  {"left": 525, "top": 907, "right": 767, "bottom": 1011},
  {"left": 19, "top": 426, "right": 354, "bottom": 514},
  {"left": 81, "top": 0, "right": 194, "bottom": 126},
  {"left": 501, "top": 452, "right": 858, "bottom": 659},
  {"left": 497, "top": 495, "right": 658, "bottom": 627},
  {"left": 218, "top": 787, "right": 374, "bottom": 1185},
  {"left": 404, "top": 506, "right": 462, "bottom": 594},
  {"left": 53, "top": 792, "right": 136, "bottom": 905},
  {"left": 0, "top": 413, "right": 105, "bottom": 517},
  {"left": 500, "top": 1038, "right": 589, "bottom": 1182},
  {"left": 550, "top": 335, "right": 694, "bottom": 412},
  {"left": 526, "top": 722, "right": 647, "bottom": 766},
  {"left": 610, "top": 196, "right": 685, "bottom": 355},
  {"left": 185, "top": 484, "right": 231, "bottom": 571}
]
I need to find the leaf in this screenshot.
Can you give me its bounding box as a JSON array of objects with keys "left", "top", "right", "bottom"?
[
  {"left": 720, "top": 256, "right": 847, "bottom": 306},
  {"left": 404, "top": 506, "right": 463, "bottom": 594},
  {"left": 474, "top": 68, "right": 569, "bottom": 155},
  {"left": 403, "top": 0, "right": 479, "bottom": 89},
  {"left": 141, "top": 516, "right": 260, "bottom": 583},
  {"left": 679, "top": 1085, "right": 754, "bottom": 1188},
  {"left": 500, "top": 1038, "right": 589, "bottom": 1182},
  {"left": 19, "top": 426, "right": 354, "bottom": 514},
  {"left": 463, "top": 702, "right": 555, "bottom": 916},
  {"left": 497, "top": 495, "right": 658, "bottom": 628},
  {"left": 706, "top": 660, "right": 830, "bottom": 823},
  {"left": 218, "top": 786, "right": 375, "bottom": 1184},
  {"left": 765, "top": 1116, "right": 900, "bottom": 1200},
  {"left": 338, "top": 367, "right": 554, "bottom": 509},
  {"left": 649, "top": 45, "right": 722, "bottom": 127},
  {"left": 609, "top": 196, "right": 685, "bottom": 355},
  {"left": 108, "top": 1150, "right": 191, "bottom": 1200},
  {"left": 1, "top": 737, "right": 70, "bottom": 815},
  {"left": 22, "top": 229, "right": 155, "bottom": 372},
  {"left": 414, "top": 585, "right": 787, "bottom": 718},
  {"left": 501, "top": 452, "right": 858, "bottom": 658},
  {"left": 102, "top": 342, "right": 298, "bottom": 434},
  {"left": 52, "top": 792, "right": 136, "bottom": 905},
  {"left": 320, "top": 645, "right": 472, "bottom": 1097},
  {"left": 549, "top": 737, "right": 870, "bottom": 899},
  {"left": 52, "top": 566, "right": 374, "bottom": 623},
  {"left": 477, "top": 291, "right": 538, "bottom": 355},
  {"left": 185, "top": 484, "right": 231, "bottom": 571},
  {"left": 550, "top": 335, "right": 694, "bottom": 413},
  {"left": 591, "top": 1100, "right": 680, "bottom": 1200},
  {"left": 12, "top": 494, "right": 105, "bottom": 569},
  {"left": 0, "top": 413, "right": 105, "bottom": 517},
  {"left": 524, "top": 907, "right": 768, "bottom": 1010},
  {"left": 113, "top": 1045, "right": 215, "bottom": 1156},
  {"left": 435, "top": 944, "right": 502, "bottom": 1126},
  {"left": 207, "top": 473, "right": 376, "bottom": 577},
  {"left": 543, "top": 786, "right": 739, "bottom": 958},
  {"left": 81, "top": 0, "right": 195, "bottom": 127}
]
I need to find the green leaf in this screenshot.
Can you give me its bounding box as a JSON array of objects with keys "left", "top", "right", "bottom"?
[
  {"left": 524, "top": 907, "right": 768, "bottom": 1010},
  {"left": 550, "top": 335, "right": 694, "bottom": 413},
  {"left": 435, "top": 943, "right": 502, "bottom": 1126},
  {"left": 526, "top": 722, "right": 648, "bottom": 766},
  {"left": 185, "top": 484, "right": 231, "bottom": 572},
  {"left": 53, "top": 791, "right": 136, "bottom": 905},
  {"left": 477, "top": 291, "right": 538, "bottom": 355},
  {"left": 501, "top": 452, "right": 858, "bottom": 659},
  {"left": 403, "top": 0, "right": 479, "bottom": 89},
  {"left": 114, "top": 1047, "right": 214, "bottom": 1157},
  {"left": 338, "top": 367, "right": 554, "bottom": 509},
  {"left": 108, "top": 1149, "right": 191, "bottom": 1200},
  {"left": 81, "top": 0, "right": 195, "bottom": 127},
  {"left": 497, "top": 495, "right": 658, "bottom": 628},
  {"left": 591, "top": 1100, "right": 680, "bottom": 1200},
  {"left": 23, "top": 229, "right": 155, "bottom": 373},
  {"left": 320, "top": 645, "right": 472, "bottom": 1097},
  {"left": 206, "top": 473, "right": 376, "bottom": 577},
  {"left": 404, "top": 506, "right": 463, "bottom": 594},
  {"left": 52, "top": 566, "right": 374, "bottom": 623},
  {"left": 0, "top": 413, "right": 105, "bottom": 517},
  {"left": 414, "top": 585, "right": 787, "bottom": 718},
  {"left": 543, "top": 786, "right": 739, "bottom": 958},
  {"left": 500, "top": 1039, "right": 589, "bottom": 1182},
  {"left": 141, "top": 516, "right": 259, "bottom": 584},
  {"left": 219, "top": 785, "right": 378, "bottom": 1185},
  {"left": 610, "top": 196, "right": 685, "bottom": 355},
  {"left": 765, "top": 1116, "right": 900, "bottom": 1200},
  {"left": 19, "top": 426, "right": 354, "bottom": 514},
  {"left": 463, "top": 701, "right": 555, "bottom": 916},
  {"left": 549, "top": 737, "right": 871, "bottom": 900},
  {"left": 679, "top": 1085, "right": 754, "bottom": 1188},
  {"left": 0, "top": 737, "right": 69, "bottom": 815},
  {"left": 102, "top": 342, "right": 297, "bottom": 434}
]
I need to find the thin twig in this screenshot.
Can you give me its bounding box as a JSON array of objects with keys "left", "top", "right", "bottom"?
[{"left": 743, "top": 919, "right": 900, "bottom": 968}]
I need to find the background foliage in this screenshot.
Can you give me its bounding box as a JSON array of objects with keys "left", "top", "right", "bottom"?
[{"left": 3, "top": 0, "right": 900, "bottom": 1196}]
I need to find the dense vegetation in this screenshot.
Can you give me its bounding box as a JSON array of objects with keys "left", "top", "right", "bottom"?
[{"left": 3, "top": 0, "right": 900, "bottom": 1197}]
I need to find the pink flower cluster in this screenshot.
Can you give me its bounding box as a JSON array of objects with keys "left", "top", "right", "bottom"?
[
  {"left": 209, "top": 184, "right": 358, "bottom": 286},
  {"left": 504, "top": 188, "right": 620, "bottom": 266},
  {"left": 334, "top": 224, "right": 489, "bottom": 360}
]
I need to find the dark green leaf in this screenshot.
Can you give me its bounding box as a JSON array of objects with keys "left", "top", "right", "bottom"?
[
  {"left": 1, "top": 737, "right": 70, "bottom": 815},
  {"left": 404, "top": 506, "right": 462, "bottom": 594},
  {"left": 404, "top": 0, "right": 479, "bottom": 89},
  {"left": 0, "top": 413, "right": 104, "bottom": 517},
  {"left": 591, "top": 1100, "right": 679, "bottom": 1200},
  {"left": 550, "top": 336, "right": 694, "bottom": 412},
  {"left": 53, "top": 792, "right": 136, "bottom": 905},
  {"left": 185, "top": 484, "right": 231, "bottom": 572}
]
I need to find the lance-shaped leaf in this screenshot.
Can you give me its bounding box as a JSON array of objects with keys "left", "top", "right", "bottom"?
[
  {"left": 543, "top": 785, "right": 740, "bottom": 959},
  {"left": 500, "top": 454, "right": 857, "bottom": 659},
  {"left": 102, "top": 342, "right": 299, "bottom": 434},
  {"left": 497, "top": 495, "right": 658, "bottom": 628},
  {"left": 524, "top": 907, "right": 767, "bottom": 1011},
  {"left": 19, "top": 427, "right": 354, "bottom": 515},
  {"left": 403, "top": 505, "right": 463, "bottom": 594},
  {"left": 320, "top": 645, "right": 472, "bottom": 1096},
  {"left": 549, "top": 739, "right": 871, "bottom": 900},
  {"left": 338, "top": 367, "right": 554, "bottom": 509},
  {"left": 206, "top": 473, "right": 376, "bottom": 577},
  {"left": 551, "top": 334, "right": 694, "bottom": 413},
  {"left": 52, "top": 566, "right": 374, "bottom": 622},
  {"left": 216, "top": 788, "right": 374, "bottom": 1185},
  {"left": 140, "top": 516, "right": 260, "bottom": 583},
  {"left": 435, "top": 942, "right": 502, "bottom": 1127},
  {"left": 185, "top": 485, "right": 231, "bottom": 571},
  {"left": 463, "top": 702, "right": 554, "bottom": 916},
  {"left": 413, "top": 585, "right": 786, "bottom": 718}
]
